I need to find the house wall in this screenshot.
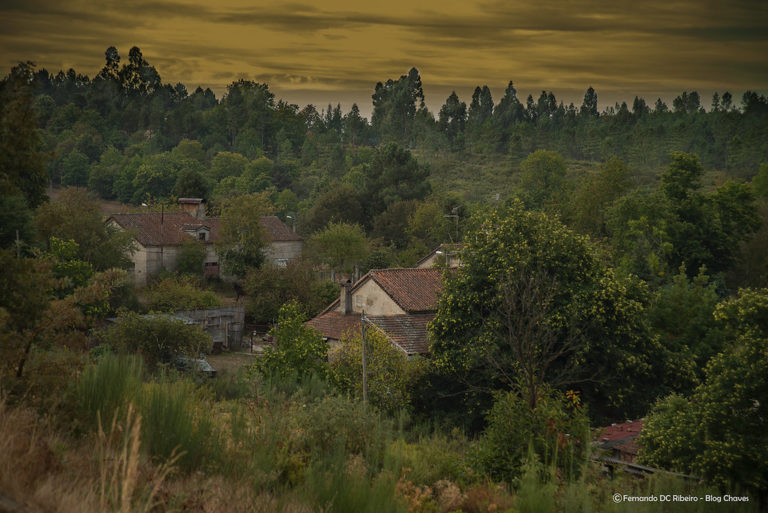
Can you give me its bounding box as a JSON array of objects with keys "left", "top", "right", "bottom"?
[
  {"left": 131, "top": 242, "right": 149, "bottom": 286},
  {"left": 417, "top": 253, "right": 461, "bottom": 269},
  {"left": 265, "top": 240, "right": 303, "bottom": 264},
  {"left": 334, "top": 279, "right": 405, "bottom": 316}
]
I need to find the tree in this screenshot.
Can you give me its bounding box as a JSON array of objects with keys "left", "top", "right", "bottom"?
[
  {"left": 34, "top": 187, "right": 135, "bottom": 270},
  {"left": 299, "top": 182, "right": 365, "bottom": 235},
  {"left": 363, "top": 143, "right": 430, "bottom": 217},
  {"left": 0, "top": 63, "right": 48, "bottom": 209},
  {"left": 306, "top": 222, "right": 369, "bottom": 278},
  {"left": 518, "top": 150, "right": 568, "bottom": 209},
  {"left": 255, "top": 300, "right": 327, "bottom": 379},
  {"left": 430, "top": 201, "right": 667, "bottom": 420},
  {"left": 580, "top": 87, "right": 598, "bottom": 118},
  {"left": 243, "top": 258, "right": 337, "bottom": 324},
  {"left": 639, "top": 289, "right": 768, "bottom": 503},
  {"left": 216, "top": 191, "right": 273, "bottom": 278},
  {"left": 438, "top": 92, "right": 467, "bottom": 149},
  {"left": 176, "top": 240, "right": 207, "bottom": 276}
]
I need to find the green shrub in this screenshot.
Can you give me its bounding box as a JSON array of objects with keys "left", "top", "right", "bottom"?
[
  {"left": 100, "top": 311, "right": 212, "bottom": 371},
  {"left": 476, "top": 387, "right": 589, "bottom": 482},
  {"left": 255, "top": 300, "right": 328, "bottom": 379},
  {"left": 137, "top": 380, "right": 221, "bottom": 471},
  {"left": 143, "top": 276, "right": 221, "bottom": 312},
  {"left": 75, "top": 353, "right": 144, "bottom": 429}
]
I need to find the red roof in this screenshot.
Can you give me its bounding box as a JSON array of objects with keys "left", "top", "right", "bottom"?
[
  {"left": 307, "top": 311, "right": 362, "bottom": 341},
  {"left": 108, "top": 213, "right": 301, "bottom": 246},
  {"left": 368, "top": 268, "right": 445, "bottom": 313},
  {"left": 367, "top": 314, "right": 434, "bottom": 355},
  {"left": 108, "top": 213, "right": 218, "bottom": 246},
  {"left": 260, "top": 216, "right": 303, "bottom": 242}
]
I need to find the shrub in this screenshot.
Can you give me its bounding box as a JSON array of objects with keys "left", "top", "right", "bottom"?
[
  {"left": 255, "top": 300, "right": 327, "bottom": 379},
  {"left": 329, "top": 327, "right": 424, "bottom": 414},
  {"left": 143, "top": 276, "right": 220, "bottom": 312},
  {"left": 476, "top": 387, "right": 589, "bottom": 482},
  {"left": 75, "top": 353, "right": 144, "bottom": 430},
  {"left": 100, "top": 312, "right": 212, "bottom": 371},
  {"left": 137, "top": 380, "right": 221, "bottom": 471}
]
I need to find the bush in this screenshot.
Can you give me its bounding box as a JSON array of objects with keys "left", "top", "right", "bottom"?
[
  {"left": 75, "top": 353, "right": 144, "bottom": 430},
  {"left": 255, "top": 301, "right": 327, "bottom": 379},
  {"left": 329, "top": 327, "right": 424, "bottom": 414},
  {"left": 143, "top": 276, "right": 220, "bottom": 312},
  {"left": 100, "top": 312, "right": 212, "bottom": 371},
  {"left": 137, "top": 380, "right": 221, "bottom": 471},
  {"left": 476, "top": 387, "right": 589, "bottom": 482}
]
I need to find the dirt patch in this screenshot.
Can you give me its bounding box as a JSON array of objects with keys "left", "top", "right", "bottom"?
[{"left": 207, "top": 352, "right": 258, "bottom": 374}]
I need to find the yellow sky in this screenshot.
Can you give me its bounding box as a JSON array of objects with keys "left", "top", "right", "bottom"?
[{"left": 1, "top": 0, "right": 767, "bottom": 115}]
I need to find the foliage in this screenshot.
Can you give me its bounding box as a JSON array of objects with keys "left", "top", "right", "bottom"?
[
  {"left": 216, "top": 191, "right": 273, "bottom": 277},
  {"left": 329, "top": 326, "right": 424, "bottom": 414},
  {"left": 137, "top": 380, "right": 221, "bottom": 471},
  {"left": 639, "top": 288, "right": 768, "bottom": 497},
  {"left": 75, "top": 352, "right": 144, "bottom": 429},
  {"left": 255, "top": 300, "right": 328, "bottom": 379},
  {"left": 476, "top": 387, "right": 589, "bottom": 482},
  {"left": 46, "top": 236, "right": 94, "bottom": 297},
  {"left": 647, "top": 265, "right": 722, "bottom": 373},
  {"left": 242, "top": 258, "right": 337, "bottom": 324},
  {"left": 143, "top": 276, "right": 220, "bottom": 311},
  {"left": 34, "top": 187, "right": 135, "bottom": 271},
  {"left": 0, "top": 63, "right": 48, "bottom": 212},
  {"left": 175, "top": 240, "right": 207, "bottom": 276},
  {"left": 430, "top": 200, "right": 667, "bottom": 421},
  {"left": 518, "top": 149, "right": 568, "bottom": 210},
  {"left": 306, "top": 221, "right": 369, "bottom": 275},
  {"left": 100, "top": 311, "right": 212, "bottom": 370},
  {"left": 363, "top": 143, "right": 431, "bottom": 217}
]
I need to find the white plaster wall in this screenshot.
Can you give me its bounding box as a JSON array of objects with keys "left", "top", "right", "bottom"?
[{"left": 334, "top": 279, "right": 404, "bottom": 316}]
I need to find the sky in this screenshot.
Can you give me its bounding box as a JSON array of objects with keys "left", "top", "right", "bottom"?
[{"left": 1, "top": 0, "right": 767, "bottom": 117}]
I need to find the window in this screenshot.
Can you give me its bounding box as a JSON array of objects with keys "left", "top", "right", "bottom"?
[
  {"left": 198, "top": 232, "right": 206, "bottom": 241},
  {"left": 356, "top": 295, "right": 362, "bottom": 308},
  {"left": 276, "top": 259, "right": 288, "bottom": 268}
]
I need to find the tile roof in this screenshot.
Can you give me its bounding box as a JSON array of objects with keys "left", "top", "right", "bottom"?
[
  {"left": 108, "top": 213, "right": 218, "bottom": 246},
  {"left": 307, "top": 311, "right": 362, "bottom": 341},
  {"left": 108, "top": 213, "right": 301, "bottom": 246},
  {"left": 367, "top": 314, "right": 434, "bottom": 355},
  {"left": 367, "top": 268, "right": 445, "bottom": 313},
  {"left": 260, "top": 216, "right": 303, "bottom": 242},
  {"left": 595, "top": 420, "right": 645, "bottom": 458},
  {"left": 306, "top": 311, "right": 434, "bottom": 355}
]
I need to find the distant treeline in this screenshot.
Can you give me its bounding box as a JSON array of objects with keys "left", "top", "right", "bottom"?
[{"left": 22, "top": 46, "right": 768, "bottom": 189}]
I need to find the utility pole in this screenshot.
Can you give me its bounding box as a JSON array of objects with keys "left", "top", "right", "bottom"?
[{"left": 361, "top": 309, "right": 367, "bottom": 405}]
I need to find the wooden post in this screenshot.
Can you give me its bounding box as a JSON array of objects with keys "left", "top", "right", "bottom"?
[{"left": 361, "top": 310, "right": 367, "bottom": 405}]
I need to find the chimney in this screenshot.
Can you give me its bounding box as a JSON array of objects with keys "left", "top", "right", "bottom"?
[
  {"left": 178, "top": 198, "right": 205, "bottom": 219},
  {"left": 339, "top": 280, "right": 353, "bottom": 314}
]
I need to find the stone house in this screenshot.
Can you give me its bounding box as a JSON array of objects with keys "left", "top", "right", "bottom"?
[
  {"left": 415, "top": 243, "right": 463, "bottom": 269},
  {"left": 107, "top": 199, "right": 303, "bottom": 286},
  {"left": 307, "top": 268, "right": 445, "bottom": 356}
]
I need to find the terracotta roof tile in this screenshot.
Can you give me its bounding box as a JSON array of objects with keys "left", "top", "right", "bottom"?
[
  {"left": 261, "top": 216, "right": 303, "bottom": 242},
  {"left": 108, "top": 213, "right": 218, "bottom": 246},
  {"left": 307, "top": 311, "right": 361, "bottom": 341},
  {"left": 367, "top": 314, "right": 434, "bottom": 355},
  {"left": 367, "top": 268, "right": 445, "bottom": 313},
  {"left": 107, "top": 213, "right": 301, "bottom": 246}
]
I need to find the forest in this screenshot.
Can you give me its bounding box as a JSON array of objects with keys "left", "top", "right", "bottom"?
[{"left": 1, "top": 45, "right": 768, "bottom": 513}]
